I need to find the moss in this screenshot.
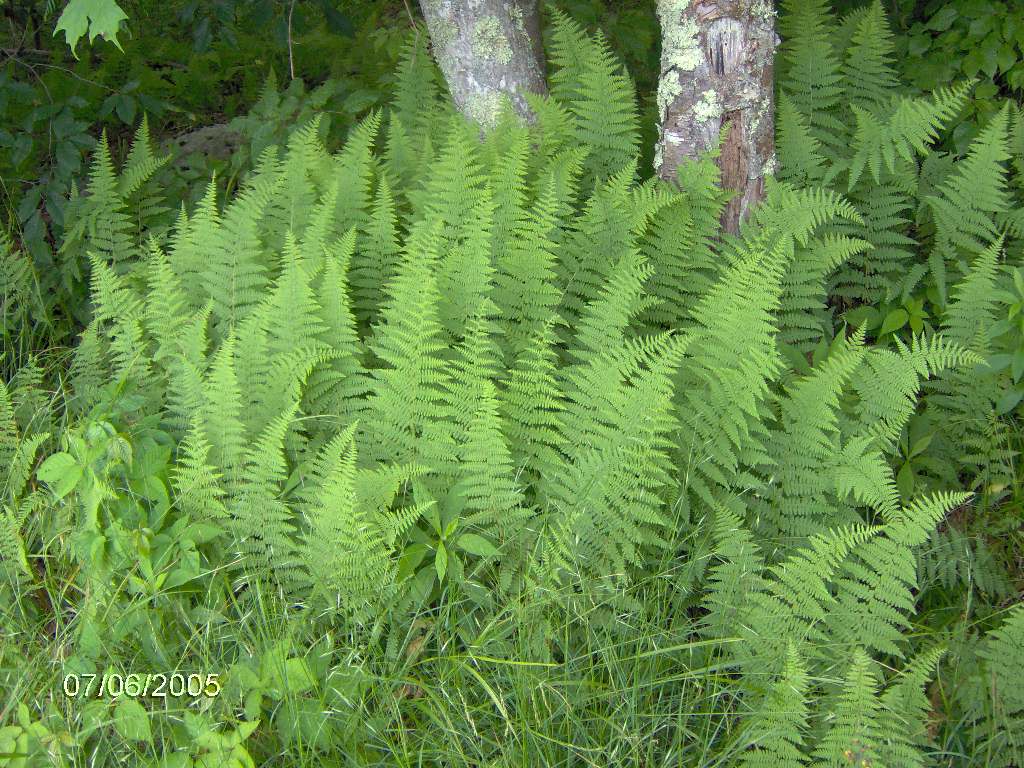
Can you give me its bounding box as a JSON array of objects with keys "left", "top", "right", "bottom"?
[
  {"left": 473, "top": 16, "right": 513, "bottom": 66},
  {"left": 693, "top": 89, "right": 722, "bottom": 123}
]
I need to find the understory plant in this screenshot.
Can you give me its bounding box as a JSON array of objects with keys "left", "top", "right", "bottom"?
[{"left": 1, "top": 3, "right": 1022, "bottom": 766}]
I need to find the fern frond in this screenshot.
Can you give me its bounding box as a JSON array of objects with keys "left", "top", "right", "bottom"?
[
  {"left": 840, "top": 1, "right": 900, "bottom": 110},
  {"left": 299, "top": 424, "right": 392, "bottom": 617},
  {"left": 229, "top": 401, "right": 300, "bottom": 584},
  {"left": 765, "top": 330, "right": 867, "bottom": 537},
  {"left": 364, "top": 220, "right": 449, "bottom": 466},
  {"left": 926, "top": 106, "right": 1012, "bottom": 301},
  {"left": 172, "top": 419, "right": 228, "bottom": 524},
  {"left": 738, "top": 642, "right": 811, "bottom": 768},
  {"left": 777, "top": 0, "right": 844, "bottom": 147},
  {"left": 351, "top": 174, "right": 400, "bottom": 327},
  {"left": 812, "top": 649, "right": 885, "bottom": 768}
]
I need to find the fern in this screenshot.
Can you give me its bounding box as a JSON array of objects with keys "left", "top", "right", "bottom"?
[
  {"left": 738, "top": 642, "right": 811, "bottom": 768},
  {"left": 546, "top": 9, "right": 639, "bottom": 188},
  {"left": 229, "top": 401, "right": 301, "bottom": 586},
  {"left": 925, "top": 106, "right": 1012, "bottom": 301},
  {"left": 44, "top": 15, "right": 1018, "bottom": 765},
  {"left": 363, "top": 220, "right": 449, "bottom": 466},
  {"left": 811, "top": 649, "right": 885, "bottom": 768},
  {"left": 298, "top": 425, "right": 392, "bottom": 618}
]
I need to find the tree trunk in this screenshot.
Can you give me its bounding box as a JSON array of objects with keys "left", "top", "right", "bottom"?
[
  {"left": 655, "top": 0, "right": 778, "bottom": 234},
  {"left": 418, "top": 0, "right": 547, "bottom": 130}
]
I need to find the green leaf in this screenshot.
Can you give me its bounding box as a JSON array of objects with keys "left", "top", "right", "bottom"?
[
  {"left": 115, "top": 94, "right": 136, "bottom": 125},
  {"left": 908, "top": 35, "right": 931, "bottom": 57},
  {"left": 1011, "top": 350, "right": 1024, "bottom": 383},
  {"left": 845, "top": 305, "right": 880, "bottom": 331},
  {"left": 997, "top": 44, "right": 1018, "bottom": 73},
  {"left": 184, "top": 522, "right": 224, "bottom": 545},
  {"left": 113, "top": 699, "right": 151, "bottom": 743},
  {"left": 879, "top": 309, "right": 909, "bottom": 337},
  {"left": 909, "top": 433, "right": 934, "bottom": 458},
  {"left": 926, "top": 6, "right": 958, "bottom": 31},
  {"left": 896, "top": 461, "right": 915, "bottom": 500},
  {"left": 975, "top": 82, "right": 999, "bottom": 100},
  {"left": 996, "top": 387, "right": 1024, "bottom": 415},
  {"left": 277, "top": 699, "right": 332, "bottom": 749},
  {"left": 282, "top": 658, "right": 315, "bottom": 696},
  {"left": 38, "top": 452, "right": 83, "bottom": 499},
  {"left": 54, "top": 0, "right": 129, "bottom": 58},
  {"left": 409, "top": 566, "right": 435, "bottom": 602},
  {"left": 962, "top": 48, "right": 985, "bottom": 77},
  {"left": 396, "top": 544, "right": 428, "bottom": 582},
  {"left": 319, "top": 0, "right": 354, "bottom": 36},
  {"left": 435, "top": 543, "right": 448, "bottom": 583},
  {"left": 457, "top": 533, "right": 497, "bottom": 558}
]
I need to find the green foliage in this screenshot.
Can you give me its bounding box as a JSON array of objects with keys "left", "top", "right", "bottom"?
[
  {"left": 0, "top": 4, "right": 1021, "bottom": 767},
  {"left": 2, "top": 1, "right": 413, "bottom": 353},
  {"left": 54, "top": 0, "right": 129, "bottom": 57},
  {"left": 895, "top": 0, "right": 1024, "bottom": 153}
]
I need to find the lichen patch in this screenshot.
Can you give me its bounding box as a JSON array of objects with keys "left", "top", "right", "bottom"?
[
  {"left": 473, "top": 16, "right": 513, "bottom": 65},
  {"left": 693, "top": 89, "right": 723, "bottom": 123},
  {"left": 657, "top": 0, "right": 701, "bottom": 72}
]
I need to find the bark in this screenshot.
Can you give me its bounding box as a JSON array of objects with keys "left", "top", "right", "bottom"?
[
  {"left": 418, "top": 0, "right": 547, "bottom": 130},
  {"left": 655, "top": 0, "right": 778, "bottom": 234}
]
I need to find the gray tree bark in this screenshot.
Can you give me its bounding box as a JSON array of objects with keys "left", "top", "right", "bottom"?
[
  {"left": 654, "top": 0, "right": 778, "bottom": 234},
  {"left": 417, "top": 0, "right": 547, "bottom": 130}
]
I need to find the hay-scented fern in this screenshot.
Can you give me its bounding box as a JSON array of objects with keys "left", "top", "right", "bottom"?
[{"left": 1, "top": 6, "right": 1022, "bottom": 767}]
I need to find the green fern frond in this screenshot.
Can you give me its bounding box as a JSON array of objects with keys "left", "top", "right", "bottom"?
[
  {"left": 500, "top": 322, "right": 564, "bottom": 504},
  {"left": 88, "top": 253, "right": 149, "bottom": 383},
  {"left": 918, "top": 526, "right": 1013, "bottom": 599},
  {"left": 351, "top": 174, "right": 400, "bottom": 327},
  {"left": 776, "top": 93, "right": 828, "bottom": 186},
  {"left": 172, "top": 419, "right": 228, "bottom": 524},
  {"left": 840, "top": 1, "right": 900, "bottom": 110},
  {"left": 777, "top": 0, "right": 844, "bottom": 147},
  {"left": 330, "top": 110, "right": 381, "bottom": 239},
  {"left": 494, "top": 171, "right": 564, "bottom": 354},
  {"left": 229, "top": 401, "right": 300, "bottom": 584},
  {"left": 201, "top": 333, "right": 247, "bottom": 495},
  {"left": 940, "top": 237, "right": 1003, "bottom": 351},
  {"left": 766, "top": 330, "right": 867, "bottom": 537},
  {"left": 200, "top": 159, "right": 281, "bottom": 333},
  {"left": 299, "top": 424, "right": 392, "bottom": 617},
  {"left": 738, "top": 641, "right": 811, "bottom": 768},
  {"left": 364, "top": 220, "right": 449, "bottom": 466},
  {"left": 876, "top": 646, "right": 946, "bottom": 768},
  {"left": 962, "top": 606, "right": 1024, "bottom": 767},
  {"left": 547, "top": 333, "right": 687, "bottom": 581},
  {"left": 305, "top": 229, "right": 370, "bottom": 437},
  {"left": 546, "top": 7, "right": 591, "bottom": 105},
  {"left": 926, "top": 106, "right": 1012, "bottom": 302},
  {"left": 845, "top": 83, "right": 969, "bottom": 189},
  {"left": 812, "top": 649, "right": 885, "bottom": 768}
]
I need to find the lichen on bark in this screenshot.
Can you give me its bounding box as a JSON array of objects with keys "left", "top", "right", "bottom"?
[
  {"left": 655, "top": 0, "right": 779, "bottom": 234},
  {"left": 419, "top": 0, "right": 546, "bottom": 130},
  {"left": 473, "top": 16, "right": 513, "bottom": 65}
]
